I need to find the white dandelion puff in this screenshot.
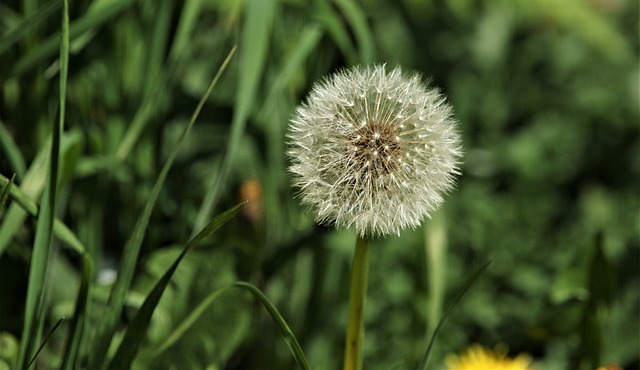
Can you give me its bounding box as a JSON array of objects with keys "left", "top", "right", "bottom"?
[{"left": 287, "top": 65, "right": 462, "bottom": 237}]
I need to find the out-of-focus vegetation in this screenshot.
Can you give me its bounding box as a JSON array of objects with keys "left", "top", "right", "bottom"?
[{"left": 0, "top": 0, "right": 638, "bottom": 369}]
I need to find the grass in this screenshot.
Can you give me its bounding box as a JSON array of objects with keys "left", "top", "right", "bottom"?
[
  {"left": 0, "top": 1, "right": 638, "bottom": 369},
  {"left": 16, "top": 1, "right": 68, "bottom": 367}
]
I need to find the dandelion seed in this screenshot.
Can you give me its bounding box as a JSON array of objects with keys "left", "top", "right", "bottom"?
[{"left": 287, "top": 65, "right": 462, "bottom": 237}]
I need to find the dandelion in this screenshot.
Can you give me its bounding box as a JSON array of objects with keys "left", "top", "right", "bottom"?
[
  {"left": 287, "top": 65, "right": 461, "bottom": 370},
  {"left": 287, "top": 65, "right": 461, "bottom": 238},
  {"left": 445, "top": 344, "right": 532, "bottom": 370}
]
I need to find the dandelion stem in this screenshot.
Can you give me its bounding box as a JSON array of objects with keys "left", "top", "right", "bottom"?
[{"left": 343, "top": 234, "right": 371, "bottom": 370}]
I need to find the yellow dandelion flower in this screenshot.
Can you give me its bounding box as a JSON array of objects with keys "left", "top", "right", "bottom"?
[{"left": 445, "top": 344, "right": 532, "bottom": 370}]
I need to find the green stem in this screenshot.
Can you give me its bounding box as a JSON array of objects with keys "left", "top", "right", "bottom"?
[{"left": 343, "top": 235, "right": 371, "bottom": 370}]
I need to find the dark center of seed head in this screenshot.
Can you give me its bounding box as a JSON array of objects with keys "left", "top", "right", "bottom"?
[{"left": 347, "top": 122, "right": 401, "bottom": 174}]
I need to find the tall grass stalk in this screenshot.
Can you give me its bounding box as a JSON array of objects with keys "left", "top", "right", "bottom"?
[
  {"left": 343, "top": 235, "right": 371, "bottom": 370},
  {"left": 15, "top": 0, "right": 69, "bottom": 367}
]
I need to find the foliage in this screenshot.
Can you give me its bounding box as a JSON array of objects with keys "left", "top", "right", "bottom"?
[{"left": 0, "top": 0, "right": 638, "bottom": 369}]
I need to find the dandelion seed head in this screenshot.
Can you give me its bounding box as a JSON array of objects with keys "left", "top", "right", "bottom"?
[{"left": 287, "top": 65, "right": 462, "bottom": 237}]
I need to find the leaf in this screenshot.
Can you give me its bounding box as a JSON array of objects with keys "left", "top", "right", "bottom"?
[
  {"left": 107, "top": 202, "right": 245, "bottom": 369},
  {"left": 88, "top": 45, "right": 237, "bottom": 368},
  {"left": 417, "top": 260, "right": 492, "bottom": 370},
  {"left": 16, "top": 1, "right": 69, "bottom": 366}
]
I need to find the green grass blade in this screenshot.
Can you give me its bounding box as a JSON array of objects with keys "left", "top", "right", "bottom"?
[
  {"left": 167, "top": 0, "right": 205, "bottom": 63},
  {"left": 152, "top": 281, "right": 310, "bottom": 370},
  {"left": 0, "top": 4, "right": 21, "bottom": 29},
  {"left": 112, "top": 0, "right": 201, "bottom": 162},
  {"left": 424, "top": 212, "right": 446, "bottom": 341},
  {"left": 142, "top": 0, "right": 172, "bottom": 96},
  {"left": 107, "top": 202, "right": 245, "bottom": 369},
  {"left": 113, "top": 17, "right": 185, "bottom": 162},
  {"left": 26, "top": 316, "right": 65, "bottom": 369},
  {"left": 0, "top": 173, "right": 15, "bottom": 215},
  {"left": 0, "top": 119, "right": 27, "bottom": 180},
  {"left": 233, "top": 282, "right": 311, "bottom": 370},
  {"left": 0, "top": 144, "right": 50, "bottom": 256},
  {"left": 151, "top": 286, "right": 231, "bottom": 358},
  {"left": 334, "top": 0, "right": 375, "bottom": 63},
  {"left": 0, "top": 131, "right": 84, "bottom": 256},
  {"left": 60, "top": 253, "right": 92, "bottom": 370},
  {"left": 16, "top": 1, "right": 69, "bottom": 365},
  {"left": 0, "top": 0, "right": 62, "bottom": 55},
  {"left": 417, "top": 260, "right": 492, "bottom": 370},
  {"left": 53, "top": 221, "right": 83, "bottom": 254},
  {"left": 114, "top": 2, "right": 174, "bottom": 161},
  {"left": 114, "top": 89, "right": 162, "bottom": 161},
  {"left": 269, "top": 24, "right": 323, "bottom": 94},
  {"left": 74, "top": 155, "right": 127, "bottom": 178},
  {"left": 89, "top": 45, "right": 237, "bottom": 368},
  {"left": 260, "top": 24, "right": 324, "bottom": 202},
  {"left": 315, "top": 0, "right": 357, "bottom": 65},
  {"left": 10, "top": 0, "right": 135, "bottom": 77},
  {"left": 186, "top": 202, "right": 245, "bottom": 249},
  {"left": 192, "top": 0, "right": 275, "bottom": 234},
  {"left": 0, "top": 173, "right": 85, "bottom": 255}
]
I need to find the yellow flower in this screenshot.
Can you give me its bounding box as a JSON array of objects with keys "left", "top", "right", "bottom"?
[{"left": 445, "top": 344, "right": 532, "bottom": 370}]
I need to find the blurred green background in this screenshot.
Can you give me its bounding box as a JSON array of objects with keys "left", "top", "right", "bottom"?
[{"left": 0, "top": 0, "right": 638, "bottom": 369}]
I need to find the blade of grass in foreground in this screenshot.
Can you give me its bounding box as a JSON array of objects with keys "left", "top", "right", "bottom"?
[
  {"left": 0, "top": 142, "right": 50, "bottom": 256},
  {"left": 16, "top": 1, "right": 69, "bottom": 367},
  {"left": 0, "top": 173, "right": 15, "bottom": 214},
  {"left": 88, "top": 45, "right": 237, "bottom": 368},
  {"left": 152, "top": 281, "right": 311, "bottom": 370},
  {"left": 0, "top": 173, "right": 85, "bottom": 255},
  {"left": 233, "top": 282, "right": 311, "bottom": 370},
  {"left": 26, "top": 316, "right": 65, "bottom": 368},
  {"left": 417, "top": 260, "right": 492, "bottom": 370},
  {"left": 60, "top": 253, "right": 92, "bottom": 370},
  {"left": 0, "top": 130, "right": 83, "bottom": 256},
  {"left": 107, "top": 202, "right": 245, "bottom": 369}
]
